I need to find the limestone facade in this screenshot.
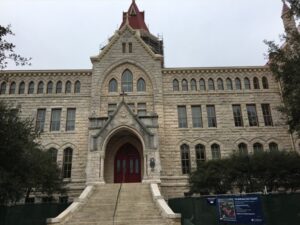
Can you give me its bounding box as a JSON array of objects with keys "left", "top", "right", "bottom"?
[{"left": 0, "top": 1, "right": 298, "bottom": 200}]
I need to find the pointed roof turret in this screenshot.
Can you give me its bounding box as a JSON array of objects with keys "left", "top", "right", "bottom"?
[{"left": 119, "top": 0, "right": 149, "bottom": 32}]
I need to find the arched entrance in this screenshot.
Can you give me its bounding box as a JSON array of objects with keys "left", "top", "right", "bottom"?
[
  {"left": 114, "top": 143, "right": 141, "bottom": 183},
  {"left": 103, "top": 128, "right": 144, "bottom": 183}
]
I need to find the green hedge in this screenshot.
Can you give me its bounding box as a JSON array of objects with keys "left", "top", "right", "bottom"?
[
  {"left": 168, "top": 193, "right": 300, "bottom": 225},
  {"left": 0, "top": 203, "right": 70, "bottom": 225}
]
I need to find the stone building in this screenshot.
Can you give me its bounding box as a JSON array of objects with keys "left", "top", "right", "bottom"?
[{"left": 0, "top": 0, "right": 299, "bottom": 204}]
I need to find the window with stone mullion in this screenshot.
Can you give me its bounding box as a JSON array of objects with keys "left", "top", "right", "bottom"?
[
  {"left": 50, "top": 109, "right": 61, "bottom": 131},
  {"left": 180, "top": 144, "right": 190, "bottom": 174},
  {"left": 36, "top": 109, "right": 46, "bottom": 132},
  {"left": 261, "top": 104, "right": 273, "bottom": 126},
  {"left": 246, "top": 104, "right": 258, "bottom": 126},
  {"left": 232, "top": 105, "right": 243, "bottom": 127},
  {"left": 66, "top": 108, "right": 76, "bottom": 131},
  {"left": 177, "top": 106, "right": 188, "bottom": 128},
  {"left": 207, "top": 105, "right": 217, "bottom": 127}
]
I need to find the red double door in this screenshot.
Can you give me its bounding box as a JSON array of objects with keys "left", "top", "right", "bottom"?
[{"left": 114, "top": 144, "right": 141, "bottom": 183}]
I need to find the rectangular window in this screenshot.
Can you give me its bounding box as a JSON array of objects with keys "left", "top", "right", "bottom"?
[
  {"left": 50, "top": 108, "right": 61, "bottom": 131},
  {"left": 128, "top": 42, "right": 132, "bottom": 53},
  {"left": 246, "top": 104, "right": 258, "bottom": 126},
  {"left": 128, "top": 103, "right": 135, "bottom": 113},
  {"left": 191, "top": 105, "right": 203, "bottom": 128},
  {"left": 177, "top": 106, "right": 188, "bottom": 128},
  {"left": 36, "top": 109, "right": 46, "bottom": 132},
  {"left": 122, "top": 42, "right": 126, "bottom": 53},
  {"left": 207, "top": 105, "right": 217, "bottom": 127},
  {"left": 232, "top": 104, "right": 243, "bottom": 127},
  {"left": 137, "top": 103, "right": 146, "bottom": 116},
  {"left": 108, "top": 104, "right": 117, "bottom": 116},
  {"left": 261, "top": 104, "right": 273, "bottom": 126},
  {"left": 66, "top": 108, "right": 76, "bottom": 131}
]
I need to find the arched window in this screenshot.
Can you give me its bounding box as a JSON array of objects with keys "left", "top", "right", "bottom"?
[
  {"left": 173, "top": 79, "right": 179, "bottom": 91},
  {"left": 208, "top": 78, "right": 215, "bottom": 90},
  {"left": 122, "top": 70, "right": 133, "bottom": 92},
  {"left": 238, "top": 143, "right": 248, "bottom": 155},
  {"left": 191, "top": 79, "right": 197, "bottom": 91},
  {"left": 217, "top": 78, "right": 224, "bottom": 90},
  {"left": 0, "top": 82, "right": 7, "bottom": 94},
  {"left": 74, "top": 80, "right": 81, "bottom": 93},
  {"left": 181, "top": 144, "right": 190, "bottom": 174},
  {"left": 195, "top": 144, "right": 206, "bottom": 166},
  {"left": 63, "top": 148, "right": 73, "bottom": 178},
  {"left": 9, "top": 82, "right": 16, "bottom": 94},
  {"left": 137, "top": 78, "right": 146, "bottom": 92},
  {"left": 235, "top": 78, "right": 241, "bottom": 90},
  {"left": 28, "top": 81, "right": 34, "bottom": 94},
  {"left": 182, "top": 79, "right": 188, "bottom": 91},
  {"left": 211, "top": 144, "right": 221, "bottom": 160},
  {"left": 47, "top": 81, "right": 53, "bottom": 94},
  {"left": 244, "top": 77, "right": 251, "bottom": 90},
  {"left": 226, "top": 78, "right": 233, "bottom": 90},
  {"left": 48, "top": 148, "right": 58, "bottom": 163},
  {"left": 19, "top": 81, "right": 25, "bottom": 94},
  {"left": 37, "top": 81, "right": 44, "bottom": 94},
  {"left": 262, "top": 77, "right": 269, "bottom": 89},
  {"left": 253, "top": 143, "right": 263, "bottom": 154},
  {"left": 253, "top": 77, "right": 260, "bottom": 89},
  {"left": 109, "top": 79, "right": 118, "bottom": 92},
  {"left": 199, "top": 79, "right": 206, "bottom": 91},
  {"left": 56, "top": 81, "right": 62, "bottom": 94},
  {"left": 269, "top": 142, "right": 278, "bottom": 152},
  {"left": 65, "top": 81, "right": 72, "bottom": 93}
]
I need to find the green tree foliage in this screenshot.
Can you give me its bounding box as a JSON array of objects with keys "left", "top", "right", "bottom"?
[
  {"left": 0, "top": 25, "right": 31, "bottom": 69},
  {"left": 0, "top": 101, "right": 64, "bottom": 205},
  {"left": 265, "top": 2, "right": 300, "bottom": 135},
  {"left": 190, "top": 151, "right": 300, "bottom": 194}
]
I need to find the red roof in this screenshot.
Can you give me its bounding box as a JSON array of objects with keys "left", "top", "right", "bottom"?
[{"left": 119, "top": 0, "right": 149, "bottom": 32}]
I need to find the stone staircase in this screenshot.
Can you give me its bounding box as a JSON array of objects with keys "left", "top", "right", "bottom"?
[{"left": 55, "top": 183, "right": 177, "bottom": 225}]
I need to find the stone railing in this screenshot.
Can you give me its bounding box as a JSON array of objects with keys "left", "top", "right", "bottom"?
[
  {"left": 150, "top": 183, "right": 181, "bottom": 225},
  {"left": 46, "top": 185, "right": 94, "bottom": 224}
]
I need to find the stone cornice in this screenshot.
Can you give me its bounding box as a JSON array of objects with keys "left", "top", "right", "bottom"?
[
  {"left": 0, "top": 69, "right": 92, "bottom": 77},
  {"left": 162, "top": 66, "right": 270, "bottom": 74}
]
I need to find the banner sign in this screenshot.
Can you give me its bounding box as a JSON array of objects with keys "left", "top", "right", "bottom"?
[{"left": 217, "top": 195, "right": 264, "bottom": 224}]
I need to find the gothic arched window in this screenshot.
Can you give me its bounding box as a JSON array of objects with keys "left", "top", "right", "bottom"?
[
  {"left": 211, "top": 144, "right": 221, "bottom": 160},
  {"left": 262, "top": 77, "right": 269, "bottom": 89},
  {"left": 173, "top": 79, "right": 179, "bottom": 91},
  {"left": 137, "top": 78, "right": 146, "bottom": 92},
  {"left": 19, "top": 81, "right": 25, "bottom": 94},
  {"left": 47, "top": 81, "right": 53, "bottom": 94},
  {"left": 28, "top": 81, "right": 34, "bottom": 94},
  {"left": 65, "top": 81, "right": 72, "bottom": 93},
  {"left": 244, "top": 77, "right": 251, "bottom": 90},
  {"left": 253, "top": 143, "right": 263, "bottom": 154},
  {"left": 48, "top": 148, "right": 58, "bottom": 163},
  {"left": 191, "top": 79, "right": 197, "bottom": 91},
  {"left": 0, "top": 82, "right": 7, "bottom": 95},
  {"left": 226, "top": 78, "right": 233, "bottom": 90},
  {"left": 217, "top": 78, "right": 224, "bottom": 90},
  {"left": 182, "top": 79, "right": 188, "bottom": 91},
  {"left": 195, "top": 144, "right": 206, "bottom": 166},
  {"left": 122, "top": 70, "right": 133, "bottom": 92},
  {"left": 56, "top": 81, "right": 62, "bottom": 94},
  {"left": 269, "top": 142, "right": 278, "bottom": 152},
  {"left": 238, "top": 143, "right": 248, "bottom": 155},
  {"left": 180, "top": 144, "right": 190, "bottom": 174},
  {"left": 253, "top": 77, "right": 260, "bottom": 89},
  {"left": 63, "top": 148, "right": 73, "bottom": 178},
  {"left": 74, "top": 81, "right": 81, "bottom": 93},
  {"left": 109, "top": 79, "right": 118, "bottom": 92},
  {"left": 199, "top": 79, "right": 206, "bottom": 91},
  {"left": 9, "top": 82, "right": 16, "bottom": 94},
  {"left": 208, "top": 78, "right": 215, "bottom": 90},
  {"left": 235, "top": 78, "right": 241, "bottom": 90},
  {"left": 37, "top": 81, "right": 44, "bottom": 94}
]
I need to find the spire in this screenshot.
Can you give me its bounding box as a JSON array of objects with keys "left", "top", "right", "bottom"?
[{"left": 119, "top": 0, "right": 149, "bottom": 32}]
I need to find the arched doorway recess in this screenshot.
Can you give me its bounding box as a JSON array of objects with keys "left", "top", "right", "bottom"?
[{"left": 104, "top": 128, "right": 144, "bottom": 183}]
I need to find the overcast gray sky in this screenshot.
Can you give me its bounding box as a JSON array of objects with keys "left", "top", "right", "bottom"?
[{"left": 0, "top": 0, "right": 291, "bottom": 70}]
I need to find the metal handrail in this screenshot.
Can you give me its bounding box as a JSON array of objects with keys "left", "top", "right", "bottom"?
[{"left": 112, "top": 169, "right": 125, "bottom": 225}]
